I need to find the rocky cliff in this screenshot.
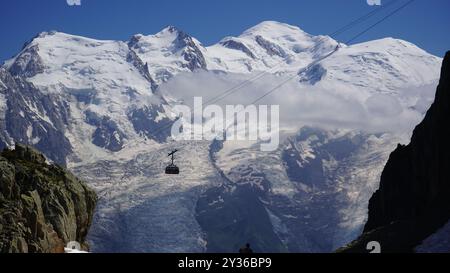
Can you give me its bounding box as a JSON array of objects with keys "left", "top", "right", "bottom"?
[
  {"left": 0, "top": 144, "right": 97, "bottom": 253},
  {"left": 339, "top": 51, "right": 450, "bottom": 253}
]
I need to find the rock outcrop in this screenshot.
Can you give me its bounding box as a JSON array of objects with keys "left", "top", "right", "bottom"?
[
  {"left": 339, "top": 51, "right": 450, "bottom": 253},
  {"left": 0, "top": 144, "right": 97, "bottom": 253}
]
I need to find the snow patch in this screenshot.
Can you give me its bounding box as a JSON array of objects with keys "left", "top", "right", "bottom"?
[{"left": 416, "top": 219, "right": 450, "bottom": 253}]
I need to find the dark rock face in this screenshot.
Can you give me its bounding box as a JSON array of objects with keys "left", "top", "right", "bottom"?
[
  {"left": 85, "top": 110, "right": 126, "bottom": 152},
  {"left": 0, "top": 68, "right": 72, "bottom": 166},
  {"left": 255, "top": 35, "right": 287, "bottom": 58},
  {"left": 298, "top": 64, "right": 327, "bottom": 85},
  {"left": 8, "top": 44, "right": 45, "bottom": 78},
  {"left": 339, "top": 52, "right": 450, "bottom": 253},
  {"left": 180, "top": 46, "right": 207, "bottom": 72},
  {"left": 220, "top": 39, "right": 256, "bottom": 59},
  {"left": 0, "top": 144, "right": 97, "bottom": 253},
  {"left": 127, "top": 105, "right": 173, "bottom": 143},
  {"left": 127, "top": 34, "right": 141, "bottom": 48},
  {"left": 126, "top": 49, "right": 158, "bottom": 91},
  {"left": 169, "top": 27, "right": 207, "bottom": 71}
]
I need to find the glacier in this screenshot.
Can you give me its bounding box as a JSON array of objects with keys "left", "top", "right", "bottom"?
[{"left": 0, "top": 20, "right": 443, "bottom": 252}]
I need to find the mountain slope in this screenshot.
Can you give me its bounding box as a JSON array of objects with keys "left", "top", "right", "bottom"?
[
  {"left": 0, "top": 68, "right": 72, "bottom": 165},
  {"left": 307, "top": 38, "right": 441, "bottom": 92},
  {"left": 2, "top": 31, "right": 174, "bottom": 160},
  {"left": 205, "top": 21, "right": 339, "bottom": 74},
  {"left": 0, "top": 22, "right": 440, "bottom": 165},
  {"left": 4, "top": 31, "right": 157, "bottom": 94},
  {"left": 0, "top": 21, "right": 444, "bottom": 252},
  {"left": 339, "top": 51, "right": 450, "bottom": 253},
  {"left": 198, "top": 128, "right": 401, "bottom": 252},
  {"left": 129, "top": 26, "right": 207, "bottom": 83}
]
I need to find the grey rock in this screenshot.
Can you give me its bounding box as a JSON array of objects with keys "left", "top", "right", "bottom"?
[
  {"left": 85, "top": 110, "right": 126, "bottom": 152},
  {"left": 220, "top": 39, "right": 256, "bottom": 59},
  {"left": 127, "top": 105, "right": 173, "bottom": 143},
  {"left": 8, "top": 45, "right": 45, "bottom": 78},
  {"left": 126, "top": 49, "right": 158, "bottom": 92},
  {"left": 171, "top": 27, "right": 207, "bottom": 71},
  {"left": 255, "top": 35, "right": 287, "bottom": 58},
  {"left": 298, "top": 64, "right": 327, "bottom": 85},
  {"left": 0, "top": 144, "right": 97, "bottom": 253}
]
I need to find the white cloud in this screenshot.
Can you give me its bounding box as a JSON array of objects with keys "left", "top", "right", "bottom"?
[
  {"left": 66, "top": 0, "right": 81, "bottom": 6},
  {"left": 367, "top": 0, "right": 381, "bottom": 6},
  {"left": 159, "top": 70, "right": 436, "bottom": 135}
]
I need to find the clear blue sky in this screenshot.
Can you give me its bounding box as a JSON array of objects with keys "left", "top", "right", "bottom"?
[{"left": 1, "top": 0, "right": 449, "bottom": 62}]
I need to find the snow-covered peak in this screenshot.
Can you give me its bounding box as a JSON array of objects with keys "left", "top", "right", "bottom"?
[
  {"left": 5, "top": 31, "right": 156, "bottom": 96},
  {"left": 2, "top": 22, "right": 442, "bottom": 94},
  {"left": 351, "top": 37, "right": 434, "bottom": 56},
  {"left": 157, "top": 25, "right": 183, "bottom": 36},
  {"left": 129, "top": 26, "right": 201, "bottom": 53},
  {"left": 128, "top": 26, "right": 207, "bottom": 83},
  {"left": 2, "top": 30, "right": 164, "bottom": 155},
  {"left": 130, "top": 25, "right": 188, "bottom": 48},
  {"left": 0, "top": 22, "right": 445, "bottom": 254},
  {"left": 23, "top": 31, "right": 117, "bottom": 51},
  {"left": 205, "top": 21, "right": 339, "bottom": 74},
  {"left": 303, "top": 36, "right": 442, "bottom": 92},
  {"left": 240, "top": 20, "right": 337, "bottom": 56},
  {"left": 240, "top": 20, "right": 311, "bottom": 39}
]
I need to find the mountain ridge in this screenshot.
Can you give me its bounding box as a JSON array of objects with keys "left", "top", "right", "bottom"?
[
  {"left": 3, "top": 21, "right": 441, "bottom": 86},
  {"left": 0, "top": 21, "right": 445, "bottom": 252},
  {"left": 339, "top": 51, "right": 450, "bottom": 253}
]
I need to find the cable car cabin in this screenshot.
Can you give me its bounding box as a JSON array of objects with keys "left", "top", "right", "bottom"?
[
  {"left": 165, "top": 149, "right": 180, "bottom": 174},
  {"left": 165, "top": 164, "right": 179, "bottom": 174}
]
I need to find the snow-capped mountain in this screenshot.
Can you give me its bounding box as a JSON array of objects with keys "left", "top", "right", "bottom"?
[
  {"left": 2, "top": 30, "right": 174, "bottom": 161},
  {"left": 4, "top": 31, "right": 157, "bottom": 93},
  {"left": 301, "top": 37, "right": 441, "bottom": 92},
  {"left": 204, "top": 21, "right": 339, "bottom": 74},
  {"left": 128, "top": 26, "right": 208, "bottom": 83},
  {"left": 3, "top": 21, "right": 441, "bottom": 94},
  {"left": 0, "top": 21, "right": 443, "bottom": 252},
  {"left": 197, "top": 129, "right": 402, "bottom": 252},
  {"left": 0, "top": 67, "right": 72, "bottom": 165}
]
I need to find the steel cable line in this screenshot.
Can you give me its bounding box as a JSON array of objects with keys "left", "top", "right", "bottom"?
[
  {"left": 346, "top": 0, "right": 416, "bottom": 44},
  {"left": 181, "top": 0, "right": 414, "bottom": 118},
  {"left": 201, "top": 0, "right": 400, "bottom": 107},
  {"left": 330, "top": 0, "right": 400, "bottom": 37},
  {"left": 148, "top": 0, "right": 416, "bottom": 138},
  {"left": 247, "top": 0, "right": 417, "bottom": 107}
]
